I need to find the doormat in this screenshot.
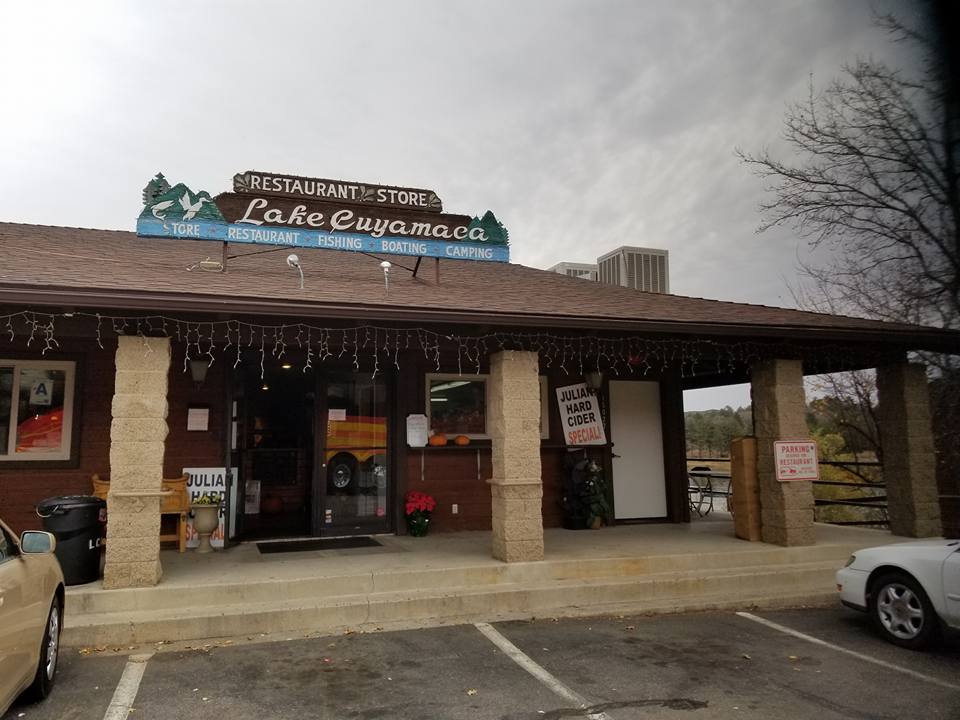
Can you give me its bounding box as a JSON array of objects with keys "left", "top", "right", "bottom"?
[{"left": 256, "top": 536, "right": 382, "bottom": 554}]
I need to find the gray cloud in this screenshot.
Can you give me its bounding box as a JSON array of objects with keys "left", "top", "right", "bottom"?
[{"left": 0, "top": 0, "right": 913, "bottom": 319}]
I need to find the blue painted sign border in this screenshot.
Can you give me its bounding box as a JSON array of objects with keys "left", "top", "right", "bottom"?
[{"left": 136, "top": 218, "right": 510, "bottom": 263}]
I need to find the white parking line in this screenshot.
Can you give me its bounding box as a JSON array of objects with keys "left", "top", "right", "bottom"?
[
  {"left": 736, "top": 612, "right": 960, "bottom": 692},
  {"left": 102, "top": 653, "right": 153, "bottom": 720},
  {"left": 474, "top": 622, "right": 612, "bottom": 720}
]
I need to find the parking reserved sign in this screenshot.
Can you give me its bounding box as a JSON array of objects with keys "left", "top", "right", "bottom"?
[{"left": 773, "top": 441, "right": 819, "bottom": 481}]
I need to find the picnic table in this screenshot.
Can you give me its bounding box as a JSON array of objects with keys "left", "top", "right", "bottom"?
[{"left": 688, "top": 469, "right": 732, "bottom": 517}]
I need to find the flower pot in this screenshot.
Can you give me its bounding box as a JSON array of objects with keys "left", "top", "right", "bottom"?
[
  {"left": 405, "top": 511, "right": 431, "bottom": 537},
  {"left": 191, "top": 504, "right": 221, "bottom": 553}
]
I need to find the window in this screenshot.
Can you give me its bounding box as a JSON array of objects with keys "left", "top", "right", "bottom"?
[
  {"left": 0, "top": 360, "right": 76, "bottom": 462},
  {"left": 425, "top": 374, "right": 551, "bottom": 440},
  {"left": 427, "top": 375, "right": 488, "bottom": 438}
]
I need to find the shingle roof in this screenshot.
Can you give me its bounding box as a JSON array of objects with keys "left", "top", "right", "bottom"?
[{"left": 0, "top": 222, "right": 956, "bottom": 351}]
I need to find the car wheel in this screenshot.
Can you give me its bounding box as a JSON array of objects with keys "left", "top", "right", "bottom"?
[
  {"left": 327, "top": 454, "right": 357, "bottom": 494},
  {"left": 869, "top": 572, "right": 939, "bottom": 650},
  {"left": 26, "top": 594, "right": 62, "bottom": 701}
]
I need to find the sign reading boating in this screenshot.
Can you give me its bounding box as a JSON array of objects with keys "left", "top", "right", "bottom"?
[
  {"left": 773, "top": 440, "right": 819, "bottom": 482},
  {"left": 556, "top": 383, "right": 607, "bottom": 446},
  {"left": 136, "top": 172, "right": 509, "bottom": 263}
]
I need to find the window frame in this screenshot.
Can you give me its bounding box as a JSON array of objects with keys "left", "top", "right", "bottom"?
[
  {"left": 424, "top": 373, "right": 551, "bottom": 441},
  {"left": 0, "top": 359, "right": 78, "bottom": 465},
  {"left": 425, "top": 373, "right": 490, "bottom": 439}
]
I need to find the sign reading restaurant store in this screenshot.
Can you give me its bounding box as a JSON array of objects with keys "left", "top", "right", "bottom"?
[{"left": 136, "top": 172, "right": 509, "bottom": 263}]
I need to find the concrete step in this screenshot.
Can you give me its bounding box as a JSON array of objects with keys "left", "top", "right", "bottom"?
[
  {"left": 65, "top": 543, "right": 859, "bottom": 617},
  {"left": 63, "top": 560, "right": 842, "bottom": 647}
]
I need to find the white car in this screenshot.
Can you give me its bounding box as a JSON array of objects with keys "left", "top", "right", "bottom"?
[
  {"left": 837, "top": 538, "right": 960, "bottom": 649},
  {"left": 0, "top": 519, "right": 64, "bottom": 716}
]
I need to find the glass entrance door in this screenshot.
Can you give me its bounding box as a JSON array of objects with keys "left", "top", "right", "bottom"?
[{"left": 316, "top": 372, "right": 390, "bottom": 535}]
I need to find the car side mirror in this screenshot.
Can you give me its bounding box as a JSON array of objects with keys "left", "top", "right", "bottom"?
[{"left": 20, "top": 530, "right": 56, "bottom": 554}]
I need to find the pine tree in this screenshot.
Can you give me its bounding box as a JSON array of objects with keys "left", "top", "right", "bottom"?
[{"left": 142, "top": 173, "right": 171, "bottom": 206}]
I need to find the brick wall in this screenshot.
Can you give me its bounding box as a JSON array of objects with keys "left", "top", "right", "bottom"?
[
  {"left": 0, "top": 338, "right": 115, "bottom": 534},
  {"left": 402, "top": 446, "right": 564, "bottom": 532},
  {"left": 0, "top": 339, "right": 225, "bottom": 534}
]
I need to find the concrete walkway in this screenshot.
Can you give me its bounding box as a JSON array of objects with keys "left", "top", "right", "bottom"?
[{"left": 63, "top": 518, "right": 899, "bottom": 647}]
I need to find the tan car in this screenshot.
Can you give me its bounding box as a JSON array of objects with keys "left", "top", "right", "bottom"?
[{"left": 0, "top": 519, "right": 64, "bottom": 716}]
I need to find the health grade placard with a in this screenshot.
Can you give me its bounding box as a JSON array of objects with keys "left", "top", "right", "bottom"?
[
  {"left": 556, "top": 383, "right": 606, "bottom": 446},
  {"left": 773, "top": 440, "right": 820, "bottom": 481}
]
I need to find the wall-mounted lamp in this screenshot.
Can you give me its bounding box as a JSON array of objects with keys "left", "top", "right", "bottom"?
[
  {"left": 380, "top": 260, "right": 391, "bottom": 292},
  {"left": 584, "top": 370, "right": 603, "bottom": 391},
  {"left": 287, "top": 254, "right": 304, "bottom": 290},
  {"left": 189, "top": 359, "right": 210, "bottom": 385}
]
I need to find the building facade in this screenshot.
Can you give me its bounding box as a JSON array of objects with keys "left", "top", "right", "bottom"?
[{"left": 0, "top": 171, "right": 954, "bottom": 589}]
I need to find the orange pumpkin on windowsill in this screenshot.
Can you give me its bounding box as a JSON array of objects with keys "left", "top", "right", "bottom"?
[
  {"left": 454, "top": 435, "right": 470, "bottom": 446},
  {"left": 428, "top": 433, "right": 448, "bottom": 447}
]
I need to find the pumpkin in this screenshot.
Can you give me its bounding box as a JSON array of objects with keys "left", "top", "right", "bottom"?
[
  {"left": 428, "top": 433, "right": 448, "bottom": 447},
  {"left": 454, "top": 435, "right": 470, "bottom": 446}
]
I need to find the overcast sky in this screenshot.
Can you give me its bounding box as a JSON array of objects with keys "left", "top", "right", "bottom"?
[{"left": 0, "top": 1, "right": 917, "bottom": 410}]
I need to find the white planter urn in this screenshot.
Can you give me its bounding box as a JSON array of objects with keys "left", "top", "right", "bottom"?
[{"left": 190, "top": 503, "right": 221, "bottom": 553}]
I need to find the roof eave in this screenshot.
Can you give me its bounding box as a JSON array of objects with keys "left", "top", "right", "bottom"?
[{"left": 0, "top": 284, "right": 957, "bottom": 353}]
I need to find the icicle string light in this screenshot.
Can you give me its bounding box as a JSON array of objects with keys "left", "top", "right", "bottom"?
[{"left": 0, "top": 309, "right": 882, "bottom": 380}]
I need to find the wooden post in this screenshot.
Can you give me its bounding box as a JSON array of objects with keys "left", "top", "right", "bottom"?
[{"left": 731, "top": 436, "right": 761, "bottom": 541}]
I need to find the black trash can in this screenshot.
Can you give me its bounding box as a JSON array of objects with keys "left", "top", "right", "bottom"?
[{"left": 36, "top": 495, "right": 106, "bottom": 585}]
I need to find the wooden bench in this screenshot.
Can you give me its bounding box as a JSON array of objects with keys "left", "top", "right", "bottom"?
[{"left": 92, "top": 473, "right": 190, "bottom": 553}]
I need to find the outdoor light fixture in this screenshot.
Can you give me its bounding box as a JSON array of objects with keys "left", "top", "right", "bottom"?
[
  {"left": 189, "top": 359, "right": 210, "bottom": 385},
  {"left": 281, "top": 363, "right": 293, "bottom": 370},
  {"left": 186, "top": 257, "right": 224, "bottom": 272},
  {"left": 286, "top": 254, "right": 304, "bottom": 290},
  {"left": 261, "top": 383, "right": 269, "bottom": 391},
  {"left": 584, "top": 370, "right": 603, "bottom": 391},
  {"left": 380, "top": 260, "right": 392, "bottom": 292}
]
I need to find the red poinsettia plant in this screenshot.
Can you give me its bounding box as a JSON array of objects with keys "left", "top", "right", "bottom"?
[{"left": 404, "top": 490, "right": 436, "bottom": 537}]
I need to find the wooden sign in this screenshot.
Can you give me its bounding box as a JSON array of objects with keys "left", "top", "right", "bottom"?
[
  {"left": 137, "top": 172, "right": 510, "bottom": 263},
  {"left": 215, "top": 192, "right": 508, "bottom": 246},
  {"left": 773, "top": 440, "right": 820, "bottom": 481},
  {"left": 234, "top": 170, "right": 443, "bottom": 213}
]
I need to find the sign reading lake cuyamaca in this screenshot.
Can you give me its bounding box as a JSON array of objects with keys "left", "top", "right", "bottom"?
[
  {"left": 215, "top": 193, "right": 507, "bottom": 245},
  {"left": 136, "top": 173, "right": 510, "bottom": 263}
]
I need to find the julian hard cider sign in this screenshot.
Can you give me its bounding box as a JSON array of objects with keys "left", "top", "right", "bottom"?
[
  {"left": 136, "top": 171, "right": 509, "bottom": 263},
  {"left": 556, "top": 383, "right": 606, "bottom": 446}
]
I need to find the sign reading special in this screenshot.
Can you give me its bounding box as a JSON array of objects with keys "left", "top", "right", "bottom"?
[
  {"left": 773, "top": 441, "right": 820, "bottom": 482},
  {"left": 135, "top": 172, "right": 510, "bottom": 263},
  {"left": 556, "top": 383, "right": 606, "bottom": 446}
]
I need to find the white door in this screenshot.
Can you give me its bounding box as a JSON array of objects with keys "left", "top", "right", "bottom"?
[{"left": 609, "top": 381, "right": 667, "bottom": 519}]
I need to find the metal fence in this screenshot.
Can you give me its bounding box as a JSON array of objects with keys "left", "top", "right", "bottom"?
[{"left": 686, "top": 456, "right": 888, "bottom": 528}]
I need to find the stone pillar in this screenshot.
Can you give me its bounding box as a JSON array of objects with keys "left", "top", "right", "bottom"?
[
  {"left": 876, "top": 362, "right": 942, "bottom": 537},
  {"left": 102, "top": 337, "right": 171, "bottom": 589},
  {"left": 751, "top": 359, "right": 815, "bottom": 546},
  {"left": 487, "top": 350, "right": 544, "bottom": 562}
]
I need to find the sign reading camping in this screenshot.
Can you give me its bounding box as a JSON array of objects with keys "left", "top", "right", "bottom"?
[
  {"left": 136, "top": 172, "right": 510, "bottom": 263},
  {"left": 773, "top": 440, "right": 820, "bottom": 482},
  {"left": 234, "top": 170, "right": 443, "bottom": 212},
  {"left": 556, "top": 383, "right": 606, "bottom": 446}
]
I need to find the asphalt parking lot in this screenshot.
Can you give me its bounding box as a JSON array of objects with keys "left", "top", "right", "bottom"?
[{"left": 5, "top": 606, "right": 959, "bottom": 720}]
